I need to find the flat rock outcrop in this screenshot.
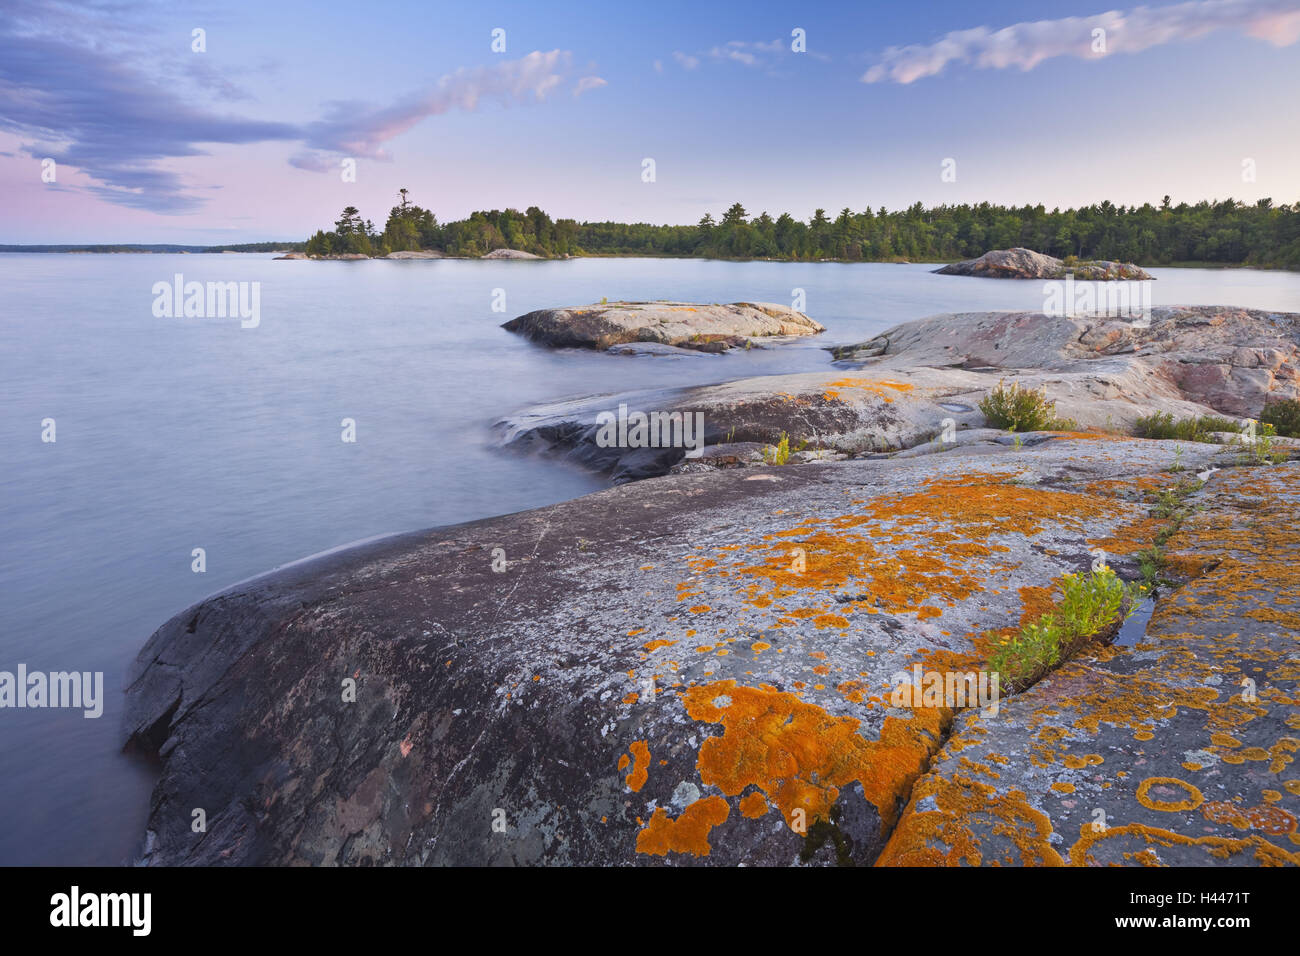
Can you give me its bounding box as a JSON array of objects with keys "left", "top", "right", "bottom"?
[
  {"left": 935, "top": 247, "right": 1152, "bottom": 280},
  {"left": 482, "top": 248, "right": 542, "bottom": 259},
  {"left": 499, "top": 307, "right": 1298, "bottom": 480},
  {"left": 124, "top": 433, "right": 1298, "bottom": 866},
  {"left": 502, "top": 301, "right": 824, "bottom": 352}
]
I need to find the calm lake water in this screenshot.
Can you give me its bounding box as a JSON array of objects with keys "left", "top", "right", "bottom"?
[{"left": 1, "top": 253, "right": 1297, "bottom": 865}]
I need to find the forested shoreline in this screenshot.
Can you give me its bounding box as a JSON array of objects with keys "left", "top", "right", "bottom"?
[{"left": 301, "top": 192, "right": 1300, "bottom": 268}]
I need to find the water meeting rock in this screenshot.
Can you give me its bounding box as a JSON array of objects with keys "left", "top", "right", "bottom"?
[
  {"left": 935, "top": 247, "right": 1153, "bottom": 280},
  {"left": 502, "top": 301, "right": 824, "bottom": 352}
]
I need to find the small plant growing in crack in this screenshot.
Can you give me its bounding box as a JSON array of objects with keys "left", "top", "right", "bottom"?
[
  {"left": 762, "top": 432, "right": 807, "bottom": 465},
  {"left": 989, "top": 567, "right": 1146, "bottom": 692}
]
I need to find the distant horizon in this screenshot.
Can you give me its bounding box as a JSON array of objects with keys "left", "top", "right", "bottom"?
[
  {"left": 3, "top": 0, "right": 1299, "bottom": 244},
  {"left": 3, "top": 192, "right": 1296, "bottom": 249}
]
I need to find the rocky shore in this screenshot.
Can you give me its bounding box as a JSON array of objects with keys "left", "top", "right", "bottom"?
[
  {"left": 122, "top": 304, "right": 1299, "bottom": 866},
  {"left": 502, "top": 301, "right": 824, "bottom": 353},
  {"left": 936, "top": 247, "right": 1153, "bottom": 280}
]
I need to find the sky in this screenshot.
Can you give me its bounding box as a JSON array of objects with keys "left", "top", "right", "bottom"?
[{"left": 1, "top": 0, "right": 1298, "bottom": 243}]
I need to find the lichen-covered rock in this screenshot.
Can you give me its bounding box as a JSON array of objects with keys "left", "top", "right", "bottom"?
[
  {"left": 935, "top": 247, "right": 1152, "bottom": 280},
  {"left": 502, "top": 301, "right": 824, "bottom": 352},
  {"left": 124, "top": 434, "right": 1283, "bottom": 866},
  {"left": 879, "top": 464, "right": 1300, "bottom": 867}
]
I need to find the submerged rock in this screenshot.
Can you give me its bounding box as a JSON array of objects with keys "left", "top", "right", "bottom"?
[
  {"left": 502, "top": 301, "right": 824, "bottom": 352},
  {"left": 935, "top": 247, "right": 1152, "bottom": 280}
]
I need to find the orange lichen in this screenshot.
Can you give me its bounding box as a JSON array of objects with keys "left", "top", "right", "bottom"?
[
  {"left": 680, "top": 679, "right": 947, "bottom": 836},
  {"left": 635, "top": 797, "right": 730, "bottom": 857},
  {"left": 738, "top": 791, "right": 769, "bottom": 819},
  {"left": 1069, "top": 822, "right": 1300, "bottom": 866},
  {"left": 877, "top": 772, "right": 1064, "bottom": 867},
  {"left": 1136, "top": 777, "right": 1204, "bottom": 812},
  {"left": 624, "top": 741, "right": 650, "bottom": 792},
  {"left": 821, "top": 378, "right": 915, "bottom": 403}
]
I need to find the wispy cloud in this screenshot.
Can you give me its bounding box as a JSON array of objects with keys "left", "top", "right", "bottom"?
[
  {"left": 0, "top": 1, "right": 594, "bottom": 213},
  {"left": 574, "top": 75, "right": 608, "bottom": 96},
  {"left": 670, "top": 38, "right": 819, "bottom": 71},
  {"left": 0, "top": 23, "right": 298, "bottom": 212},
  {"left": 295, "top": 50, "right": 579, "bottom": 164},
  {"left": 862, "top": 0, "right": 1300, "bottom": 84}
]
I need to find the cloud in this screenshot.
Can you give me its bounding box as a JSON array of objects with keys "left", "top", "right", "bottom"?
[
  {"left": 0, "top": 1, "right": 585, "bottom": 213},
  {"left": 0, "top": 20, "right": 299, "bottom": 212},
  {"left": 298, "top": 50, "right": 573, "bottom": 160},
  {"left": 574, "top": 75, "right": 608, "bottom": 96},
  {"left": 862, "top": 0, "right": 1300, "bottom": 84},
  {"left": 672, "top": 51, "right": 700, "bottom": 70}
]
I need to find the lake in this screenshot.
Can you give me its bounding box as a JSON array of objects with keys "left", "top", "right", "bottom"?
[{"left": 1, "top": 253, "right": 1297, "bottom": 865}]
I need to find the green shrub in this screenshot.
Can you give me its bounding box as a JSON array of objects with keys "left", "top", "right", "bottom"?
[
  {"left": 989, "top": 568, "right": 1144, "bottom": 689},
  {"left": 763, "top": 431, "right": 792, "bottom": 465},
  {"left": 1133, "top": 411, "right": 1238, "bottom": 443},
  {"left": 979, "top": 380, "right": 1068, "bottom": 432},
  {"left": 1261, "top": 398, "right": 1300, "bottom": 438}
]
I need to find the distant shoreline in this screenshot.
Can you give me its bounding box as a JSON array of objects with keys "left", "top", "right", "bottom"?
[{"left": 0, "top": 247, "right": 1294, "bottom": 272}]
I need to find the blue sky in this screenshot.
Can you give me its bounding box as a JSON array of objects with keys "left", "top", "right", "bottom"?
[{"left": 1, "top": 0, "right": 1298, "bottom": 242}]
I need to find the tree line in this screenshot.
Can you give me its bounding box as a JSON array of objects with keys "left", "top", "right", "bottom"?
[{"left": 304, "top": 192, "right": 1300, "bottom": 267}]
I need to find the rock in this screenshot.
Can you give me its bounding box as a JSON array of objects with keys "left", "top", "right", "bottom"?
[
  {"left": 825, "top": 336, "right": 889, "bottom": 363},
  {"left": 879, "top": 463, "right": 1300, "bottom": 866},
  {"left": 860, "top": 306, "right": 1299, "bottom": 419},
  {"left": 497, "top": 307, "right": 1299, "bottom": 480},
  {"left": 274, "top": 252, "right": 309, "bottom": 260},
  {"left": 482, "top": 249, "right": 542, "bottom": 259},
  {"left": 935, "top": 247, "right": 1152, "bottom": 280},
  {"left": 668, "top": 442, "right": 769, "bottom": 474},
  {"left": 607, "top": 342, "right": 720, "bottom": 358},
  {"left": 126, "top": 433, "right": 1297, "bottom": 866},
  {"left": 503, "top": 301, "right": 824, "bottom": 353},
  {"left": 384, "top": 250, "right": 444, "bottom": 259}
]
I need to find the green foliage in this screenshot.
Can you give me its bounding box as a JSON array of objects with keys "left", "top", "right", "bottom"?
[
  {"left": 1240, "top": 421, "right": 1289, "bottom": 465},
  {"left": 1132, "top": 411, "right": 1238, "bottom": 442},
  {"left": 979, "top": 380, "right": 1068, "bottom": 432},
  {"left": 1261, "top": 398, "right": 1300, "bottom": 438},
  {"left": 990, "top": 568, "right": 1144, "bottom": 687},
  {"left": 1134, "top": 476, "right": 1204, "bottom": 587},
  {"left": 763, "top": 431, "right": 792, "bottom": 465},
  {"left": 303, "top": 195, "right": 1300, "bottom": 266}
]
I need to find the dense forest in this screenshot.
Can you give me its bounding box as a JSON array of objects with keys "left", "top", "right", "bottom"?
[{"left": 303, "top": 192, "right": 1300, "bottom": 267}]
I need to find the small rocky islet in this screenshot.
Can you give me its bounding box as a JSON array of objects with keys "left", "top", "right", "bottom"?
[{"left": 122, "top": 261, "right": 1300, "bottom": 866}]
